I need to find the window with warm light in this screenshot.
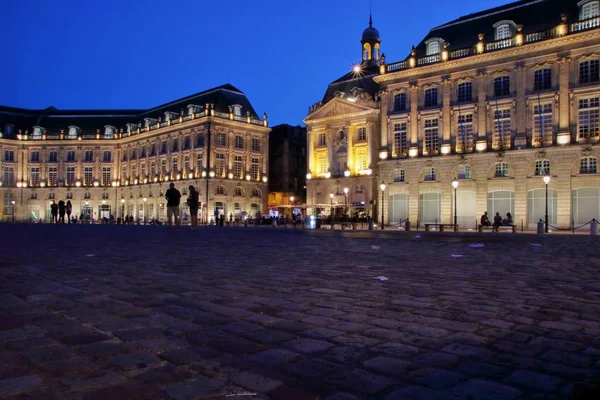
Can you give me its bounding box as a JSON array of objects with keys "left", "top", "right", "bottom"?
[
  {"left": 493, "top": 109, "right": 511, "bottom": 147},
  {"left": 215, "top": 153, "right": 225, "bottom": 177},
  {"left": 393, "top": 123, "right": 408, "bottom": 156},
  {"left": 235, "top": 135, "right": 244, "bottom": 149},
  {"left": 234, "top": 156, "right": 243, "bottom": 178},
  {"left": 318, "top": 133, "right": 327, "bottom": 147},
  {"left": 102, "top": 167, "right": 111, "bottom": 186},
  {"left": 357, "top": 127, "right": 367, "bottom": 141},
  {"left": 84, "top": 167, "right": 93, "bottom": 186},
  {"left": 457, "top": 114, "right": 474, "bottom": 151},
  {"left": 251, "top": 157, "right": 260, "bottom": 181},
  {"left": 424, "top": 118, "right": 439, "bottom": 153},
  {"left": 426, "top": 41, "right": 441, "bottom": 55},
  {"left": 533, "top": 103, "right": 553, "bottom": 143},
  {"left": 30, "top": 167, "right": 40, "bottom": 186},
  {"left": 48, "top": 167, "right": 58, "bottom": 186},
  {"left": 3, "top": 166, "right": 14, "bottom": 186},
  {"left": 66, "top": 167, "right": 75, "bottom": 186},
  {"left": 578, "top": 97, "right": 600, "bottom": 138}
]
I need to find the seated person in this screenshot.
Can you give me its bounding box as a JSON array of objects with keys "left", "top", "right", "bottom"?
[
  {"left": 493, "top": 212, "right": 503, "bottom": 230},
  {"left": 480, "top": 212, "right": 491, "bottom": 226},
  {"left": 502, "top": 212, "right": 513, "bottom": 225}
]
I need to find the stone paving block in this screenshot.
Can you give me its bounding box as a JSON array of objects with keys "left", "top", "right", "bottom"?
[
  {"left": 0, "top": 375, "right": 41, "bottom": 397},
  {"left": 409, "top": 366, "right": 466, "bottom": 389},
  {"left": 108, "top": 351, "right": 162, "bottom": 371},
  {"left": 164, "top": 377, "right": 226, "bottom": 400},
  {"left": 541, "top": 349, "right": 592, "bottom": 367},
  {"left": 59, "top": 370, "right": 127, "bottom": 391},
  {"left": 454, "top": 361, "right": 507, "bottom": 378},
  {"left": 324, "top": 368, "right": 399, "bottom": 395},
  {"left": 0, "top": 326, "right": 44, "bottom": 342},
  {"left": 331, "top": 334, "right": 381, "bottom": 348},
  {"left": 539, "top": 321, "right": 582, "bottom": 333},
  {"left": 113, "top": 327, "right": 164, "bottom": 342},
  {"left": 38, "top": 357, "right": 98, "bottom": 378},
  {"left": 248, "top": 349, "right": 300, "bottom": 366},
  {"left": 23, "top": 346, "right": 75, "bottom": 363},
  {"left": 441, "top": 343, "right": 496, "bottom": 360},
  {"left": 371, "top": 342, "right": 420, "bottom": 356},
  {"left": 80, "top": 380, "right": 164, "bottom": 400},
  {"left": 409, "top": 352, "right": 460, "bottom": 368},
  {"left": 283, "top": 358, "right": 343, "bottom": 379},
  {"left": 79, "top": 341, "right": 138, "bottom": 359},
  {"left": 362, "top": 356, "right": 418, "bottom": 376},
  {"left": 134, "top": 365, "right": 194, "bottom": 384},
  {"left": 283, "top": 338, "right": 334, "bottom": 354},
  {"left": 160, "top": 346, "right": 219, "bottom": 365},
  {"left": 382, "top": 386, "right": 456, "bottom": 400},
  {"left": 5, "top": 337, "right": 60, "bottom": 351},
  {"left": 241, "top": 328, "right": 296, "bottom": 344},
  {"left": 137, "top": 336, "right": 189, "bottom": 352},
  {"left": 454, "top": 379, "right": 521, "bottom": 400},
  {"left": 301, "top": 327, "right": 345, "bottom": 339},
  {"left": 230, "top": 370, "right": 283, "bottom": 392},
  {"left": 504, "top": 369, "right": 562, "bottom": 392}
]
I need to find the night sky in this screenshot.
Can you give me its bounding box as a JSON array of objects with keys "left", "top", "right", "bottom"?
[{"left": 1, "top": 0, "right": 510, "bottom": 126}]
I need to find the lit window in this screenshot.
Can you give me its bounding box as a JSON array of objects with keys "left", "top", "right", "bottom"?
[
  {"left": 393, "top": 123, "right": 408, "bottom": 156},
  {"left": 102, "top": 167, "right": 111, "bottom": 186},
  {"left": 533, "top": 103, "right": 553, "bottom": 143},
  {"left": 84, "top": 167, "right": 93, "bottom": 185},
  {"left": 534, "top": 160, "right": 550, "bottom": 176},
  {"left": 394, "top": 170, "right": 405, "bottom": 182},
  {"left": 495, "top": 24, "right": 511, "bottom": 40},
  {"left": 426, "top": 41, "right": 440, "bottom": 55},
  {"left": 252, "top": 138, "right": 261, "bottom": 152},
  {"left": 3, "top": 166, "right": 14, "bottom": 186},
  {"left": 493, "top": 109, "right": 511, "bottom": 148},
  {"left": 66, "top": 167, "right": 75, "bottom": 185},
  {"left": 578, "top": 97, "right": 600, "bottom": 138},
  {"left": 251, "top": 157, "right": 260, "bottom": 180},
  {"left": 424, "top": 118, "right": 439, "bottom": 154},
  {"left": 318, "top": 133, "right": 326, "bottom": 146},
  {"left": 580, "top": 157, "right": 598, "bottom": 174},
  {"left": 495, "top": 163, "right": 509, "bottom": 177},
  {"left": 424, "top": 167, "right": 436, "bottom": 181},
  {"left": 215, "top": 153, "right": 225, "bottom": 177},
  {"left": 457, "top": 114, "right": 474, "bottom": 152},
  {"left": 48, "top": 167, "right": 58, "bottom": 186},
  {"left": 235, "top": 135, "right": 244, "bottom": 149},
  {"left": 357, "top": 127, "right": 367, "bottom": 141},
  {"left": 30, "top": 167, "right": 40, "bottom": 186},
  {"left": 580, "top": 1, "right": 600, "bottom": 20},
  {"left": 234, "top": 156, "right": 243, "bottom": 178}
]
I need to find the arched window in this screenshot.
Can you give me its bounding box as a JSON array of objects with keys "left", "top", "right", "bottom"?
[
  {"left": 580, "top": 157, "right": 598, "bottom": 174},
  {"left": 495, "top": 163, "right": 509, "bottom": 177},
  {"left": 235, "top": 187, "right": 244, "bottom": 196},
  {"left": 425, "top": 39, "right": 442, "bottom": 55},
  {"left": 394, "top": 170, "right": 405, "bottom": 182},
  {"left": 495, "top": 24, "right": 511, "bottom": 40},
  {"left": 534, "top": 160, "right": 551, "bottom": 176},
  {"left": 581, "top": 1, "right": 600, "bottom": 20},
  {"left": 457, "top": 165, "right": 472, "bottom": 179},
  {"left": 252, "top": 188, "right": 262, "bottom": 198},
  {"left": 363, "top": 43, "right": 371, "bottom": 60},
  {"left": 216, "top": 185, "right": 226, "bottom": 195},
  {"left": 424, "top": 167, "right": 436, "bottom": 181}
]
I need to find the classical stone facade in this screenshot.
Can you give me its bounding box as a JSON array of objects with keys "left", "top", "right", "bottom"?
[
  {"left": 0, "top": 84, "right": 270, "bottom": 223},
  {"left": 307, "top": 0, "right": 600, "bottom": 229}
]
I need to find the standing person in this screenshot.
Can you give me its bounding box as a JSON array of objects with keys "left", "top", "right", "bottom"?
[
  {"left": 187, "top": 185, "right": 199, "bottom": 228},
  {"left": 50, "top": 200, "right": 58, "bottom": 224},
  {"left": 165, "top": 182, "right": 181, "bottom": 226},
  {"left": 58, "top": 200, "right": 66, "bottom": 224},
  {"left": 66, "top": 200, "right": 72, "bottom": 224}
]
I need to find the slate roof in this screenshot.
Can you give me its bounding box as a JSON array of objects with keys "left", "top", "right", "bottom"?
[
  {"left": 321, "top": 64, "right": 381, "bottom": 104},
  {"left": 0, "top": 83, "right": 260, "bottom": 137},
  {"left": 410, "top": 0, "right": 579, "bottom": 58}
]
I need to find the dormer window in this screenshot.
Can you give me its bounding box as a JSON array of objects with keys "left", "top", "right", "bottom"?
[
  {"left": 233, "top": 105, "right": 242, "bottom": 116},
  {"left": 104, "top": 125, "right": 115, "bottom": 138},
  {"left": 32, "top": 126, "right": 43, "bottom": 137},
  {"left": 164, "top": 111, "right": 179, "bottom": 122},
  {"left": 68, "top": 126, "right": 79, "bottom": 138},
  {"left": 580, "top": 0, "right": 600, "bottom": 20},
  {"left": 495, "top": 24, "right": 511, "bottom": 40},
  {"left": 425, "top": 38, "right": 443, "bottom": 55}
]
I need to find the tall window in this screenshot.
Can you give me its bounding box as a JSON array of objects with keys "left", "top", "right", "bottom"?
[
  {"left": 183, "top": 136, "right": 190, "bottom": 150},
  {"left": 424, "top": 167, "right": 436, "bottom": 181},
  {"left": 150, "top": 144, "right": 157, "bottom": 156},
  {"left": 318, "top": 133, "right": 326, "bottom": 146},
  {"left": 495, "top": 162, "right": 509, "bottom": 177},
  {"left": 3, "top": 192, "right": 14, "bottom": 216},
  {"left": 161, "top": 141, "right": 168, "bottom": 154},
  {"left": 393, "top": 93, "right": 407, "bottom": 111},
  {"left": 195, "top": 134, "right": 204, "bottom": 149},
  {"left": 318, "top": 154, "right": 328, "bottom": 175},
  {"left": 580, "top": 60, "right": 600, "bottom": 84},
  {"left": 357, "top": 127, "right": 367, "bottom": 141},
  {"left": 356, "top": 149, "right": 368, "bottom": 171},
  {"left": 457, "top": 114, "right": 474, "bottom": 152},
  {"left": 151, "top": 162, "right": 156, "bottom": 176},
  {"left": 424, "top": 118, "right": 439, "bottom": 154},
  {"left": 30, "top": 151, "right": 39, "bottom": 163},
  {"left": 172, "top": 159, "right": 178, "bottom": 173},
  {"left": 252, "top": 188, "right": 262, "bottom": 198},
  {"left": 493, "top": 109, "right": 511, "bottom": 148},
  {"left": 196, "top": 153, "right": 203, "bottom": 171},
  {"left": 4, "top": 150, "right": 14, "bottom": 162},
  {"left": 234, "top": 155, "right": 243, "bottom": 178},
  {"left": 103, "top": 151, "right": 111, "bottom": 162},
  {"left": 426, "top": 41, "right": 440, "bottom": 55},
  {"left": 580, "top": 157, "right": 598, "bottom": 174},
  {"left": 216, "top": 185, "right": 225, "bottom": 195},
  {"left": 66, "top": 150, "right": 76, "bottom": 162},
  {"left": 235, "top": 135, "right": 244, "bottom": 149},
  {"left": 581, "top": 1, "right": 600, "bottom": 20},
  {"left": 252, "top": 138, "right": 261, "bottom": 152},
  {"left": 393, "top": 122, "right": 408, "bottom": 156},
  {"left": 534, "top": 69, "right": 552, "bottom": 91},
  {"left": 66, "top": 167, "right": 75, "bottom": 186},
  {"left": 161, "top": 159, "right": 167, "bottom": 174},
  {"left": 495, "top": 24, "right": 511, "bottom": 40},
  {"left": 48, "top": 151, "right": 58, "bottom": 163},
  {"left": 424, "top": 88, "right": 438, "bottom": 107},
  {"left": 578, "top": 97, "right": 600, "bottom": 138},
  {"left": 131, "top": 149, "right": 137, "bottom": 160},
  {"left": 534, "top": 160, "right": 550, "bottom": 176},
  {"left": 184, "top": 156, "right": 190, "bottom": 172},
  {"left": 84, "top": 150, "right": 94, "bottom": 162},
  {"left": 216, "top": 133, "right": 226, "bottom": 146},
  {"left": 3, "top": 167, "right": 14, "bottom": 186},
  {"left": 84, "top": 167, "right": 93, "bottom": 185},
  {"left": 172, "top": 139, "right": 179, "bottom": 152},
  {"left": 457, "top": 82, "right": 473, "bottom": 103},
  {"left": 457, "top": 165, "right": 472, "bottom": 179},
  {"left": 394, "top": 170, "right": 405, "bottom": 182},
  {"left": 102, "top": 167, "right": 111, "bottom": 186},
  {"left": 215, "top": 153, "right": 225, "bottom": 177},
  {"left": 48, "top": 167, "right": 58, "bottom": 186},
  {"left": 235, "top": 187, "right": 243, "bottom": 197},
  {"left": 251, "top": 157, "right": 260, "bottom": 180},
  {"left": 533, "top": 103, "right": 553, "bottom": 144},
  {"left": 140, "top": 147, "right": 146, "bottom": 158},
  {"left": 30, "top": 167, "right": 40, "bottom": 186},
  {"left": 494, "top": 76, "right": 510, "bottom": 97}
]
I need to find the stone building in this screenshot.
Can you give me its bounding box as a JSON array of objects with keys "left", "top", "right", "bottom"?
[
  {"left": 267, "top": 124, "right": 307, "bottom": 212},
  {"left": 0, "top": 84, "right": 270, "bottom": 223},
  {"left": 307, "top": 0, "right": 600, "bottom": 229}
]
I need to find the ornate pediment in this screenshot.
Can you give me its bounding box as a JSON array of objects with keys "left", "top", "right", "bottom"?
[{"left": 305, "top": 98, "right": 378, "bottom": 123}]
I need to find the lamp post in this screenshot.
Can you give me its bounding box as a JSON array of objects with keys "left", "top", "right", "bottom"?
[
  {"left": 143, "top": 197, "right": 147, "bottom": 225},
  {"left": 380, "top": 182, "right": 386, "bottom": 230},
  {"left": 543, "top": 175, "right": 550, "bottom": 233},
  {"left": 120, "top": 198, "right": 125, "bottom": 220},
  {"left": 329, "top": 193, "right": 334, "bottom": 220},
  {"left": 343, "top": 187, "right": 348, "bottom": 221},
  {"left": 290, "top": 196, "right": 294, "bottom": 218},
  {"left": 11, "top": 200, "right": 15, "bottom": 223},
  {"left": 452, "top": 178, "right": 459, "bottom": 232}
]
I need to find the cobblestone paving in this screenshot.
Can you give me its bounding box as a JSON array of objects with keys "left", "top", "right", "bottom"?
[{"left": 1, "top": 224, "right": 599, "bottom": 399}]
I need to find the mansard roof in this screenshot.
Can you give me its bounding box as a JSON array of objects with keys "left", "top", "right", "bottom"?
[
  {"left": 411, "top": 0, "right": 578, "bottom": 58},
  {"left": 321, "top": 64, "right": 381, "bottom": 104},
  {"left": 0, "top": 83, "right": 260, "bottom": 137}
]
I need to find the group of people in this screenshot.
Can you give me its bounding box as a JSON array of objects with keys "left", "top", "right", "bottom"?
[
  {"left": 49, "top": 200, "right": 73, "bottom": 224},
  {"left": 481, "top": 211, "right": 513, "bottom": 228},
  {"left": 165, "top": 182, "right": 199, "bottom": 228}
]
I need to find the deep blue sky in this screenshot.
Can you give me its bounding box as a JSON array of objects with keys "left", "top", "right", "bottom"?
[{"left": 1, "top": 0, "right": 510, "bottom": 126}]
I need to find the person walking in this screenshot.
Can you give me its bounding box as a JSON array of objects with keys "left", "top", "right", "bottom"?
[
  {"left": 165, "top": 182, "right": 181, "bottom": 226},
  {"left": 187, "top": 185, "right": 199, "bottom": 228},
  {"left": 50, "top": 200, "right": 58, "bottom": 224},
  {"left": 58, "top": 200, "right": 66, "bottom": 224},
  {"left": 66, "top": 200, "right": 72, "bottom": 224}
]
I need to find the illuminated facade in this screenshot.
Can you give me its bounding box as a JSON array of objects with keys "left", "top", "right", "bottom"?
[
  {"left": 0, "top": 84, "right": 270, "bottom": 223},
  {"left": 307, "top": 0, "right": 600, "bottom": 229}
]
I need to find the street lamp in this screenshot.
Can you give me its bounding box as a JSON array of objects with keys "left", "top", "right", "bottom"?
[
  {"left": 329, "top": 193, "right": 334, "bottom": 218},
  {"left": 120, "top": 198, "right": 125, "bottom": 220},
  {"left": 380, "top": 182, "right": 386, "bottom": 230},
  {"left": 543, "top": 174, "right": 550, "bottom": 233},
  {"left": 143, "top": 197, "right": 147, "bottom": 225},
  {"left": 452, "top": 178, "right": 459, "bottom": 232},
  {"left": 343, "top": 187, "right": 349, "bottom": 221},
  {"left": 11, "top": 200, "right": 15, "bottom": 223}
]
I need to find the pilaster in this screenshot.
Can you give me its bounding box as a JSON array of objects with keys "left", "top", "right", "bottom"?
[
  {"left": 409, "top": 85, "right": 419, "bottom": 146},
  {"left": 442, "top": 79, "right": 452, "bottom": 143},
  {"left": 476, "top": 72, "right": 488, "bottom": 151},
  {"left": 557, "top": 57, "right": 571, "bottom": 144},
  {"left": 515, "top": 64, "right": 527, "bottom": 147}
]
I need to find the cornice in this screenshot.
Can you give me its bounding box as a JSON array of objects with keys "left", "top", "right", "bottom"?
[
  {"left": 304, "top": 109, "right": 380, "bottom": 125},
  {"left": 375, "top": 29, "right": 600, "bottom": 84}
]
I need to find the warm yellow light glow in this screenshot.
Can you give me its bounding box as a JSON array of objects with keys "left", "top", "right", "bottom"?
[
  {"left": 228, "top": 173, "right": 234, "bottom": 179},
  {"left": 329, "top": 193, "right": 334, "bottom": 199},
  {"left": 111, "top": 181, "right": 117, "bottom": 187},
  {"left": 154, "top": 177, "right": 158, "bottom": 182},
  {"left": 306, "top": 173, "right": 312, "bottom": 180},
  {"left": 188, "top": 173, "right": 193, "bottom": 179},
  {"left": 144, "top": 178, "right": 148, "bottom": 184},
  {"left": 380, "top": 182, "right": 386, "bottom": 192},
  {"left": 324, "top": 172, "right": 331, "bottom": 179},
  {"left": 344, "top": 170, "right": 351, "bottom": 177},
  {"left": 22, "top": 182, "right": 27, "bottom": 188},
  {"left": 16, "top": 182, "right": 21, "bottom": 188},
  {"left": 452, "top": 179, "right": 459, "bottom": 189},
  {"left": 176, "top": 174, "right": 181, "bottom": 180},
  {"left": 379, "top": 151, "right": 388, "bottom": 160},
  {"left": 476, "top": 42, "right": 484, "bottom": 54},
  {"left": 93, "top": 181, "right": 100, "bottom": 187},
  {"left": 143, "top": 197, "right": 147, "bottom": 202},
  {"left": 409, "top": 148, "right": 419, "bottom": 157},
  {"left": 85, "top": 201, "right": 89, "bottom": 205},
  {"left": 102, "top": 200, "right": 106, "bottom": 204},
  {"left": 352, "top": 65, "right": 361, "bottom": 73},
  {"left": 557, "top": 134, "right": 570, "bottom": 145},
  {"left": 365, "top": 169, "right": 372, "bottom": 176},
  {"left": 40, "top": 182, "right": 46, "bottom": 188},
  {"left": 245, "top": 174, "right": 251, "bottom": 181},
  {"left": 75, "top": 181, "right": 81, "bottom": 187},
  {"left": 202, "top": 171, "right": 207, "bottom": 177},
  {"left": 543, "top": 175, "right": 551, "bottom": 185},
  {"left": 121, "top": 198, "right": 125, "bottom": 203},
  {"left": 290, "top": 196, "right": 295, "bottom": 202},
  {"left": 262, "top": 176, "right": 268, "bottom": 183},
  {"left": 475, "top": 142, "right": 487, "bottom": 152},
  {"left": 134, "top": 179, "right": 139, "bottom": 185},
  {"left": 343, "top": 187, "right": 349, "bottom": 195},
  {"left": 209, "top": 171, "right": 215, "bottom": 178},
  {"left": 441, "top": 144, "right": 451, "bottom": 155}
]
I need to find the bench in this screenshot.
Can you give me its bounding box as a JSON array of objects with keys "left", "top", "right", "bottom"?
[
  {"left": 478, "top": 224, "right": 516, "bottom": 233},
  {"left": 424, "top": 223, "right": 458, "bottom": 232}
]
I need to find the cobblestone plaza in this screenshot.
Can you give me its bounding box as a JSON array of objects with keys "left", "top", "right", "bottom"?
[{"left": 0, "top": 224, "right": 599, "bottom": 399}]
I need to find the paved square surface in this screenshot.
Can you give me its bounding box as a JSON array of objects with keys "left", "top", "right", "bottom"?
[{"left": 0, "top": 224, "right": 599, "bottom": 399}]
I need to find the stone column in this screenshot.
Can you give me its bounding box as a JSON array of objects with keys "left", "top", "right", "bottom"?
[
  {"left": 367, "top": 122, "right": 373, "bottom": 169},
  {"left": 557, "top": 57, "right": 571, "bottom": 144},
  {"left": 514, "top": 65, "right": 527, "bottom": 147},
  {"left": 307, "top": 127, "right": 313, "bottom": 174},
  {"left": 262, "top": 134, "right": 268, "bottom": 176},
  {"left": 476, "top": 73, "right": 488, "bottom": 151},
  {"left": 347, "top": 125, "right": 354, "bottom": 173},
  {"left": 380, "top": 91, "right": 389, "bottom": 150},
  {"left": 409, "top": 85, "right": 419, "bottom": 146},
  {"left": 442, "top": 79, "right": 452, "bottom": 143}
]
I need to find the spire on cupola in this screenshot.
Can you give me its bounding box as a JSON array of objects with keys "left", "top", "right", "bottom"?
[{"left": 361, "top": 12, "right": 381, "bottom": 65}]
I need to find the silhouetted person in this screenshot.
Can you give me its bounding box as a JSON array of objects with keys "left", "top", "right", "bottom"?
[
  {"left": 493, "top": 212, "right": 502, "bottom": 232},
  {"left": 165, "top": 182, "right": 181, "bottom": 226},
  {"left": 58, "top": 200, "right": 66, "bottom": 224},
  {"left": 480, "top": 211, "right": 491, "bottom": 226},
  {"left": 187, "top": 185, "right": 199, "bottom": 228},
  {"left": 50, "top": 200, "right": 58, "bottom": 223},
  {"left": 66, "top": 200, "right": 72, "bottom": 223}
]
